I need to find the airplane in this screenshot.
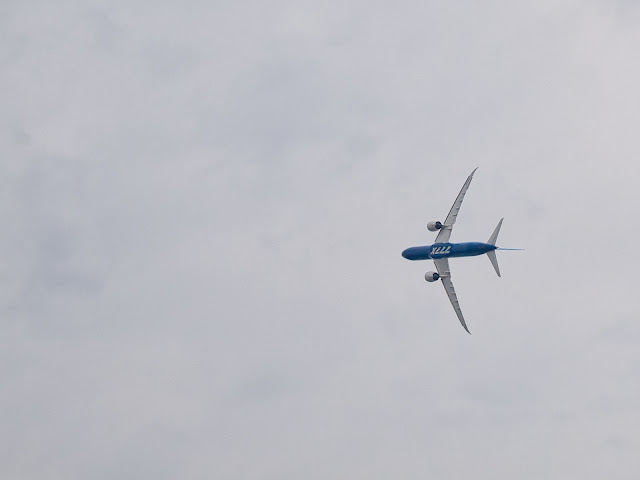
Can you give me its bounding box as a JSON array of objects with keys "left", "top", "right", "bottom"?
[{"left": 401, "top": 168, "right": 521, "bottom": 333}]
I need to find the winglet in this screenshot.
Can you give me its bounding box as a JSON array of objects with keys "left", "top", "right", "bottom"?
[{"left": 462, "top": 320, "right": 471, "bottom": 334}]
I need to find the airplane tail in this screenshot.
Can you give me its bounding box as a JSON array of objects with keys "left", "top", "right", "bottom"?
[
  {"left": 486, "top": 218, "right": 503, "bottom": 277},
  {"left": 487, "top": 250, "right": 501, "bottom": 277},
  {"left": 487, "top": 218, "right": 503, "bottom": 246}
]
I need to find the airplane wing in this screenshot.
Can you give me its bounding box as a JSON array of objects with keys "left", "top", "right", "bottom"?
[
  {"left": 434, "top": 258, "right": 470, "bottom": 334},
  {"left": 434, "top": 168, "right": 478, "bottom": 243}
]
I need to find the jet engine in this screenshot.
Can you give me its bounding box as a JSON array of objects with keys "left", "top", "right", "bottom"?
[
  {"left": 427, "top": 221, "right": 443, "bottom": 231},
  {"left": 425, "top": 271, "right": 440, "bottom": 282}
]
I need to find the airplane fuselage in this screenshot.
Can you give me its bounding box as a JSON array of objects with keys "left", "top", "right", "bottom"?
[{"left": 401, "top": 242, "right": 497, "bottom": 261}]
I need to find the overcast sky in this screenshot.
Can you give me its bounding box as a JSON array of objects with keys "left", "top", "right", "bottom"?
[{"left": 2, "top": 1, "right": 640, "bottom": 478}]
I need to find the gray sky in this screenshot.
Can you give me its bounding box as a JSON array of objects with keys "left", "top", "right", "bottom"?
[{"left": 2, "top": 1, "right": 640, "bottom": 478}]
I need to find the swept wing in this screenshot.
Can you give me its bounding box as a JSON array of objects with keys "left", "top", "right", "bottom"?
[
  {"left": 435, "top": 168, "right": 477, "bottom": 243},
  {"left": 434, "top": 258, "right": 470, "bottom": 334}
]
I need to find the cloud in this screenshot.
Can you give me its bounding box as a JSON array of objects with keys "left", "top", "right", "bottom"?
[{"left": 2, "top": 1, "right": 640, "bottom": 478}]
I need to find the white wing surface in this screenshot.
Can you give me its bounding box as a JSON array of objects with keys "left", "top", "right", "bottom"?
[
  {"left": 434, "top": 168, "right": 478, "bottom": 243},
  {"left": 434, "top": 258, "right": 470, "bottom": 334}
]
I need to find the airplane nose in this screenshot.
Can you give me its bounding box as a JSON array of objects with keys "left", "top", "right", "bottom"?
[{"left": 401, "top": 248, "right": 410, "bottom": 259}]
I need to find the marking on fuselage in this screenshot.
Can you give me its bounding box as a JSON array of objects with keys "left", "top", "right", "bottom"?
[{"left": 431, "top": 245, "right": 451, "bottom": 255}]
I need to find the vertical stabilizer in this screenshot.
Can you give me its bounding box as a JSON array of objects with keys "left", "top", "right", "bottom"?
[{"left": 487, "top": 250, "right": 501, "bottom": 277}]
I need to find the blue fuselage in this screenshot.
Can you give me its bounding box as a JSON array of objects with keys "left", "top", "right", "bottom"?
[{"left": 402, "top": 242, "right": 497, "bottom": 261}]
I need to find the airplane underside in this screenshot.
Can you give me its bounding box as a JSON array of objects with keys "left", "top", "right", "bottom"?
[
  {"left": 401, "top": 169, "right": 519, "bottom": 333},
  {"left": 401, "top": 242, "right": 497, "bottom": 261}
]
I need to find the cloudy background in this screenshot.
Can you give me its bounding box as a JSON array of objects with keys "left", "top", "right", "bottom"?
[{"left": 2, "top": 0, "right": 640, "bottom": 478}]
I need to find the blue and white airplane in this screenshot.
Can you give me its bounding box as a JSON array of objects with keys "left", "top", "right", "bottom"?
[{"left": 402, "top": 168, "right": 520, "bottom": 333}]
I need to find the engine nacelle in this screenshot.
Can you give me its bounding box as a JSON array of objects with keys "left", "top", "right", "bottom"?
[
  {"left": 425, "top": 271, "right": 440, "bottom": 282},
  {"left": 427, "top": 221, "right": 443, "bottom": 232}
]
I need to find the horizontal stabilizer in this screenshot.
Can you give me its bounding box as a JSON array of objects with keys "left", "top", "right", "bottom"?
[
  {"left": 487, "top": 250, "right": 501, "bottom": 277},
  {"left": 487, "top": 218, "right": 503, "bottom": 246}
]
